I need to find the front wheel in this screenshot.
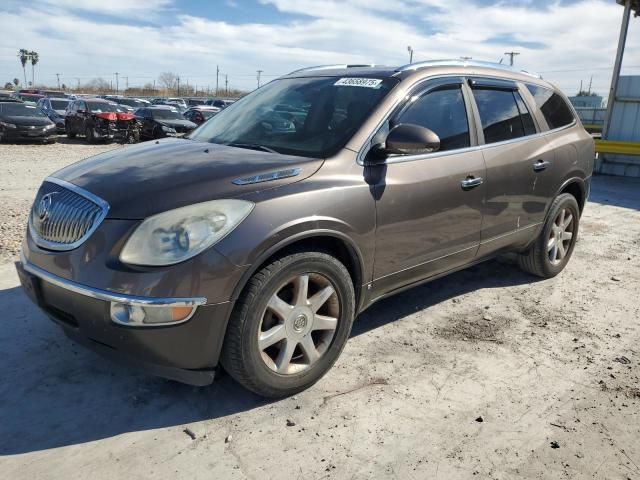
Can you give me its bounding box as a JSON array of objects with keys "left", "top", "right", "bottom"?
[
  {"left": 85, "top": 126, "right": 96, "bottom": 144},
  {"left": 221, "top": 251, "right": 355, "bottom": 398},
  {"left": 518, "top": 193, "right": 580, "bottom": 278}
]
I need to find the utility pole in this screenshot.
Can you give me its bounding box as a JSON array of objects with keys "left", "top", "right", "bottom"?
[
  {"left": 216, "top": 65, "right": 219, "bottom": 95},
  {"left": 76, "top": 78, "right": 80, "bottom": 91},
  {"left": 588, "top": 76, "right": 593, "bottom": 95},
  {"left": 177, "top": 76, "right": 180, "bottom": 96},
  {"left": 225, "top": 74, "right": 228, "bottom": 95},
  {"left": 579, "top": 80, "right": 583, "bottom": 93},
  {"left": 124, "top": 76, "right": 128, "bottom": 92},
  {"left": 114, "top": 72, "right": 119, "bottom": 94},
  {"left": 504, "top": 51, "right": 520, "bottom": 66},
  {"left": 407, "top": 46, "right": 414, "bottom": 64},
  {"left": 257, "top": 69, "right": 263, "bottom": 88},
  {"left": 56, "top": 73, "right": 60, "bottom": 90}
]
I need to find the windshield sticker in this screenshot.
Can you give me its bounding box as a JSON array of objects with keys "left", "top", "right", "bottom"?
[{"left": 334, "top": 78, "right": 383, "bottom": 88}]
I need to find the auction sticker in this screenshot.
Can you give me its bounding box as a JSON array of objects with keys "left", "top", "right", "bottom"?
[{"left": 334, "top": 78, "right": 383, "bottom": 88}]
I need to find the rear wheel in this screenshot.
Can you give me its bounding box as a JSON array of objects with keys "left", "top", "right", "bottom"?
[
  {"left": 518, "top": 193, "right": 580, "bottom": 278},
  {"left": 221, "top": 251, "right": 355, "bottom": 398},
  {"left": 65, "top": 123, "right": 76, "bottom": 139},
  {"left": 85, "top": 126, "right": 96, "bottom": 144}
]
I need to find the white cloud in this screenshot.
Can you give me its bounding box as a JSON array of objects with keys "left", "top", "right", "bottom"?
[{"left": 0, "top": 0, "right": 638, "bottom": 94}]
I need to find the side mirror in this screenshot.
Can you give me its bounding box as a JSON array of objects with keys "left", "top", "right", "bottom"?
[{"left": 372, "top": 123, "right": 440, "bottom": 158}]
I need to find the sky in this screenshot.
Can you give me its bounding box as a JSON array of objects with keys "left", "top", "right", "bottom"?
[{"left": 1, "top": 0, "right": 639, "bottom": 95}]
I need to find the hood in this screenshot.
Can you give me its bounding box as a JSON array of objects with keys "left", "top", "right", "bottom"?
[
  {"left": 158, "top": 119, "right": 197, "bottom": 129},
  {"left": 54, "top": 109, "right": 66, "bottom": 116},
  {"left": 51, "top": 138, "right": 324, "bottom": 219},
  {"left": 3, "top": 116, "right": 53, "bottom": 126}
]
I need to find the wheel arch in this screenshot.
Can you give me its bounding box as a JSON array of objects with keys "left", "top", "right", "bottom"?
[
  {"left": 557, "top": 177, "right": 587, "bottom": 213},
  {"left": 229, "top": 229, "right": 366, "bottom": 313}
]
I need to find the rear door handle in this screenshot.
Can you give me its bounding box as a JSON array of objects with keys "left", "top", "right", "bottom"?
[
  {"left": 533, "top": 160, "right": 550, "bottom": 172},
  {"left": 460, "top": 176, "right": 483, "bottom": 190}
]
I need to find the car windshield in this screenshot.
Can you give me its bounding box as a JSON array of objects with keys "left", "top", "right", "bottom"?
[
  {"left": 188, "top": 76, "right": 399, "bottom": 158},
  {"left": 117, "top": 98, "right": 144, "bottom": 107},
  {"left": 151, "top": 109, "right": 183, "bottom": 120},
  {"left": 201, "top": 110, "right": 216, "bottom": 119},
  {"left": 0, "top": 103, "right": 46, "bottom": 117},
  {"left": 88, "top": 102, "right": 118, "bottom": 113},
  {"left": 50, "top": 99, "right": 70, "bottom": 110}
]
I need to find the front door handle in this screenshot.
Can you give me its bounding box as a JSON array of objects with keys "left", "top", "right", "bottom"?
[
  {"left": 533, "top": 160, "right": 550, "bottom": 172},
  {"left": 460, "top": 176, "right": 483, "bottom": 190}
]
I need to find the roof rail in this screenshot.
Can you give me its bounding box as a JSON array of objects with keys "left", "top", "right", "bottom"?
[
  {"left": 288, "top": 64, "right": 377, "bottom": 75},
  {"left": 395, "top": 59, "right": 542, "bottom": 79}
]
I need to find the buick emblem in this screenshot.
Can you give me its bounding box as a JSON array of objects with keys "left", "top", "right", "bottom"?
[{"left": 37, "top": 192, "right": 58, "bottom": 221}]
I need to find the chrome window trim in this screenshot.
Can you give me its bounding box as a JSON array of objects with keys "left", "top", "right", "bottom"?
[
  {"left": 28, "top": 176, "right": 110, "bottom": 252},
  {"left": 21, "top": 257, "right": 207, "bottom": 308}
]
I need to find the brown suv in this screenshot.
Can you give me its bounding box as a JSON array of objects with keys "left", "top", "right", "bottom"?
[{"left": 17, "top": 61, "right": 594, "bottom": 397}]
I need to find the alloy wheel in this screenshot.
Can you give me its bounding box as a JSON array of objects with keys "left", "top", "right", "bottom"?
[
  {"left": 547, "top": 207, "right": 575, "bottom": 265},
  {"left": 258, "top": 273, "right": 339, "bottom": 375}
]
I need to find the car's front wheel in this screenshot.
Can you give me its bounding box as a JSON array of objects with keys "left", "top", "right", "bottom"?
[
  {"left": 221, "top": 251, "right": 355, "bottom": 398},
  {"left": 518, "top": 193, "right": 580, "bottom": 278},
  {"left": 65, "top": 123, "right": 76, "bottom": 139}
]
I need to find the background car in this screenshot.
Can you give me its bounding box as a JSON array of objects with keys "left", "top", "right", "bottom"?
[
  {"left": 135, "top": 106, "right": 197, "bottom": 139},
  {"left": 205, "top": 98, "right": 235, "bottom": 109},
  {"left": 65, "top": 98, "right": 119, "bottom": 143},
  {"left": 0, "top": 100, "right": 56, "bottom": 143},
  {"left": 104, "top": 96, "right": 151, "bottom": 112},
  {"left": 12, "top": 93, "right": 44, "bottom": 105},
  {"left": 183, "top": 105, "right": 220, "bottom": 125},
  {"left": 36, "top": 97, "right": 71, "bottom": 133}
]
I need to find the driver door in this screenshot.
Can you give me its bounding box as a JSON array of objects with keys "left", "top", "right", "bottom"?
[{"left": 368, "top": 78, "right": 486, "bottom": 295}]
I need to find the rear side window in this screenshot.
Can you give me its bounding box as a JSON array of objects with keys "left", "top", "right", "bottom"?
[
  {"left": 394, "top": 86, "right": 470, "bottom": 151},
  {"left": 526, "top": 84, "right": 574, "bottom": 129},
  {"left": 472, "top": 88, "right": 535, "bottom": 144}
]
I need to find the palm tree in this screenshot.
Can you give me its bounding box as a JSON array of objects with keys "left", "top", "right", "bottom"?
[
  {"left": 13, "top": 78, "right": 20, "bottom": 87},
  {"left": 30, "top": 51, "right": 39, "bottom": 87},
  {"left": 18, "top": 49, "right": 30, "bottom": 86}
]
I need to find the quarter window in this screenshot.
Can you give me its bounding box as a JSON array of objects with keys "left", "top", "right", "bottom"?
[
  {"left": 394, "top": 86, "right": 470, "bottom": 151},
  {"left": 472, "top": 88, "right": 534, "bottom": 144},
  {"left": 526, "top": 84, "right": 574, "bottom": 129}
]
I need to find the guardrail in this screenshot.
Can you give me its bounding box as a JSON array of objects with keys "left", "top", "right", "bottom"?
[{"left": 595, "top": 140, "right": 640, "bottom": 156}]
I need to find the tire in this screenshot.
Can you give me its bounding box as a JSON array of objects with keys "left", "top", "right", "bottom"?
[
  {"left": 221, "top": 251, "right": 356, "bottom": 398},
  {"left": 65, "top": 124, "right": 76, "bottom": 139},
  {"left": 85, "top": 126, "right": 95, "bottom": 144},
  {"left": 518, "top": 193, "right": 580, "bottom": 278}
]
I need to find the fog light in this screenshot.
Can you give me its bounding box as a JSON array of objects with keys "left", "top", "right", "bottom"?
[{"left": 110, "top": 303, "right": 196, "bottom": 326}]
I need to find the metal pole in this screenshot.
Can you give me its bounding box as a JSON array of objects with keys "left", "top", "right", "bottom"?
[
  {"left": 56, "top": 73, "right": 60, "bottom": 90},
  {"left": 114, "top": 72, "right": 119, "bottom": 94},
  {"left": 603, "top": 0, "right": 631, "bottom": 139},
  {"left": 216, "top": 65, "right": 219, "bottom": 95}
]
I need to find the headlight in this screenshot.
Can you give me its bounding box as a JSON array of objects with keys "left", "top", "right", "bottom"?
[
  {"left": 0, "top": 121, "right": 17, "bottom": 129},
  {"left": 120, "top": 199, "right": 254, "bottom": 266},
  {"left": 162, "top": 125, "right": 176, "bottom": 133},
  {"left": 44, "top": 124, "right": 55, "bottom": 130}
]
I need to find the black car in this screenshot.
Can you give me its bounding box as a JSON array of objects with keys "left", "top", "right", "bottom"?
[
  {"left": 0, "top": 101, "right": 57, "bottom": 143},
  {"left": 65, "top": 98, "right": 119, "bottom": 143},
  {"left": 136, "top": 107, "right": 197, "bottom": 140},
  {"left": 36, "top": 97, "right": 72, "bottom": 133},
  {"left": 183, "top": 106, "right": 220, "bottom": 125}
]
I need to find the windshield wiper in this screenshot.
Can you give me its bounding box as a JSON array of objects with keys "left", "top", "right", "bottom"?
[{"left": 225, "top": 142, "right": 278, "bottom": 154}]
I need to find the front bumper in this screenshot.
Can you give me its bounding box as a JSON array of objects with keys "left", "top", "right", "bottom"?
[
  {"left": 16, "top": 258, "right": 234, "bottom": 386},
  {"left": 2, "top": 127, "right": 57, "bottom": 141}
]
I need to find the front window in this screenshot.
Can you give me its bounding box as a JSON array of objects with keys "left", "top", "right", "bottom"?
[
  {"left": 189, "top": 76, "right": 399, "bottom": 158},
  {"left": 151, "top": 109, "right": 184, "bottom": 120},
  {"left": 87, "top": 102, "right": 118, "bottom": 113},
  {"left": 50, "top": 99, "right": 71, "bottom": 110},
  {"left": 0, "top": 103, "right": 47, "bottom": 117}
]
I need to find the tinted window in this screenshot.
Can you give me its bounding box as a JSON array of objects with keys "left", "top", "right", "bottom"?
[
  {"left": 526, "top": 84, "right": 574, "bottom": 129},
  {"left": 87, "top": 102, "right": 118, "bottom": 113},
  {"left": 514, "top": 92, "right": 536, "bottom": 135},
  {"left": 150, "top": 109, "right": 183, "bottom": 120},
  {"left": 394, "top": 86, "right": 470, "bottom": 151},
  {"left": 472, "top": 88, "right": 533, "bottom": 144},
  {"left": 50, "top": 99, "right": 71, "bottom": 110}
]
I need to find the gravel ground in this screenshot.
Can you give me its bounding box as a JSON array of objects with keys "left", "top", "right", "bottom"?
[
  {"left": 0, "top": 141, "right": 639, "bottom": 479},
  {"left": 0, "top": 137, "right": 122, "bottom": 263}
]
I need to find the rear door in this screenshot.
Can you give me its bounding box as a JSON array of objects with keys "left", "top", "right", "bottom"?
[
  {"left": 369, "top": 77, "right": 486, "bottom": 295},
  {"left": 467, "top": 78, "right": 553, "bottom": 256}
]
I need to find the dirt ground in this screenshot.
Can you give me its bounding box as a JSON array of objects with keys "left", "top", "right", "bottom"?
[{"left": 0, "top": 140, "right": 639, "bottom": 479}]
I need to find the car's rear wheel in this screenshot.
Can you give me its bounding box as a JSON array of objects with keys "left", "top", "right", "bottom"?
[
  {"left": 85, "top": 126, "right": 96, "bottom": 144},
  {"left": 221, "top": 251, "right": 355, "bottom": 398},
  {"left": 518, "top": 193, "right": 580, "bottom": 278},
  {"left": 65, "top": 123, "right": 76, "bottom": 139}
]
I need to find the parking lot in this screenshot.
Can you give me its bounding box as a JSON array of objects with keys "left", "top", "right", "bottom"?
[{"left": 1, "top": 140, "right": 639, "bottom": 479}]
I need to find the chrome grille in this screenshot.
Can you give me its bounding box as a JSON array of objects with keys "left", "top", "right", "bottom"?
[{"left": 29, "top": 178, "right": 109, "bottom": 251}]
